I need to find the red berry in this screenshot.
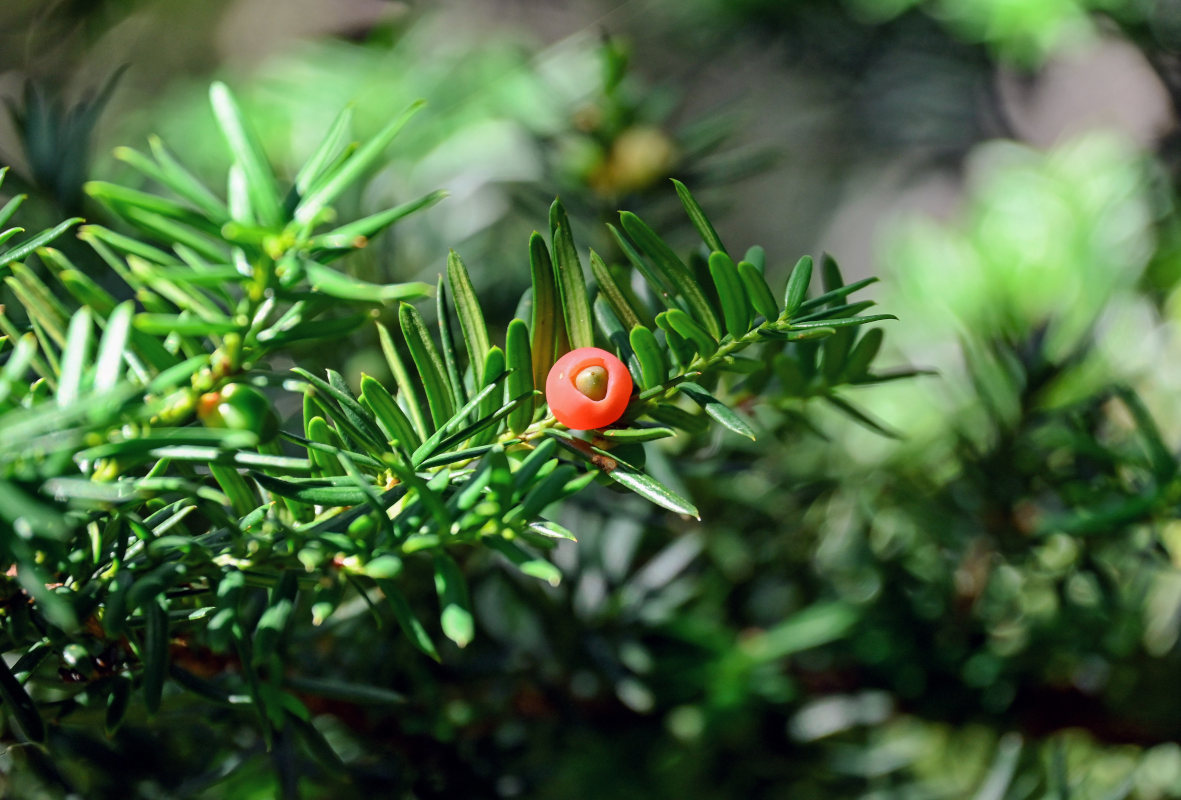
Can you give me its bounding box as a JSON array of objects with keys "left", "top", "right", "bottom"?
[{"left": 545, "top": 347, "right": 633, "bottom": 430}]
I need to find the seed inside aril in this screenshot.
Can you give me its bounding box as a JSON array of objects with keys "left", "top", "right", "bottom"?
[{"left": 574, "top": 365, "right": 609, "bottom": 400}]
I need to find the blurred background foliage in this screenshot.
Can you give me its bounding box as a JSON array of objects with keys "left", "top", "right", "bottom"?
[{"left": 7, "top": 0, "right": 1181, "bottom": 797}]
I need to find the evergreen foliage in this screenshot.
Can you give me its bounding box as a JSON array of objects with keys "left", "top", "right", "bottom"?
[{"left": 0, "top": 81, "right": 896, "bottom": 786}]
